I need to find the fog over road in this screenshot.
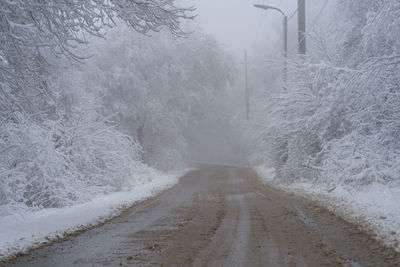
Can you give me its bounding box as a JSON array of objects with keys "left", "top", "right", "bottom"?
[{"left": 7, "top": 168, "right": 400, "bottom": 266}]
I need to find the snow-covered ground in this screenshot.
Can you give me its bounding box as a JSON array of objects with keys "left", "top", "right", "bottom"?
[
  {"left": 256, "top": 165, "right": 400, "bottom": 252},
  {"left": 0, "top": 169, "right": 189, "bottom": 259}
]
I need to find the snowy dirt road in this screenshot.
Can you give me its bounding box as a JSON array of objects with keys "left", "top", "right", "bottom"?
[{"left": 4, "top": 167, "right": 400, "bottom": 266}]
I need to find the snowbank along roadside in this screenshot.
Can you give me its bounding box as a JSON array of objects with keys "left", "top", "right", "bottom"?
[{"left": 0, "top": 169, "right": 190, "bottom": 260}]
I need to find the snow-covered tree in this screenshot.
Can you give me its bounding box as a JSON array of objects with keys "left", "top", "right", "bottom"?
[
  {"left": 246, "top": 0, "right": 400, "bottom": 187},
  {"left": 0, "top": 0, "right": 192, "bottom": 119},
  {"left": 0, "top": 0, "right": 193, "bottom": 213},
  {"left": 63, "top": 26, "right": 235, "bottom": 170}
]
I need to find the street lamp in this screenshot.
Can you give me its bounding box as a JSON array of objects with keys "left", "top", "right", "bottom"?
[{"left": 254, "top": 4, "right": 288, "bottom": 87}]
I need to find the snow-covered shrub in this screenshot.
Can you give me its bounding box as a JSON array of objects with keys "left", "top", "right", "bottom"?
[
  {"left": 0, "top": 116, "right": 79, "bottom": 212},
  {"left": 321, "top": 57, "right": 400, "bottom": 186},
  {"left": 0, "top": 97, "right": 149, "bottom": 216}
]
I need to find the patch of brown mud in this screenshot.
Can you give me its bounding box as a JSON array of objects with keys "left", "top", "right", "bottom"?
[
  {"left": 246, "top": 168, "right": 400, "bottom": 267},
  {"left": 123, "top": 169, "right": 229, "bottom": 266}
]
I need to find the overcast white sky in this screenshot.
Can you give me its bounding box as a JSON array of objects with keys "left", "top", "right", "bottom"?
[
  {"left": 183, "top": 0, "right": 330, "bottom": 58},
  {"left": 184, "top": 0, "right": 296, "bottom": 57}
]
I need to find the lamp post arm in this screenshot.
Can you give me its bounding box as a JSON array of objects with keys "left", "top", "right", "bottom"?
[{"left": 254, "top": 4, "right": 286, "bottom": 17}]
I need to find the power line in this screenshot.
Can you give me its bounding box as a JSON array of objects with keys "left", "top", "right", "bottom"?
[
  {"left": 289, "top": 0, "right": 329, "bottom": 54},
  {"left": 309, "top": 0, "right": 329, "bottom": 33},
  {"left": 288, "top": 8, "right": 298, "bottom": 21}
]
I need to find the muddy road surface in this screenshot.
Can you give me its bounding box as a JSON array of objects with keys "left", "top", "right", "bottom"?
[{"left": 5, "top": 167, "right": 400, "bottom": 266}]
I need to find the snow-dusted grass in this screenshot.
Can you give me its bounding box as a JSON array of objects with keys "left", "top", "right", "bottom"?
[
  {"left": 256, "top": 165, "right": 400, "bottom": 252},
  {"left": 0, "top": 169, "right": 189, "bottom": 259}
]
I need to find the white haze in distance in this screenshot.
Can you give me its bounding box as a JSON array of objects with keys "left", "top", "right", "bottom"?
[{"left": 183, "top": 0, "right": 333, "bottom": 58}]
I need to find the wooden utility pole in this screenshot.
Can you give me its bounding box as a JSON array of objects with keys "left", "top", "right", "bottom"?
[
  {"left": 298, "top": 0, "right": 306, "bottom": 55},
  {"left": 283, "top": 15, "right": 288, "bottom": 87},
  {"left": 244, "top": 50, "right": 249, "bottom": 120}
]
